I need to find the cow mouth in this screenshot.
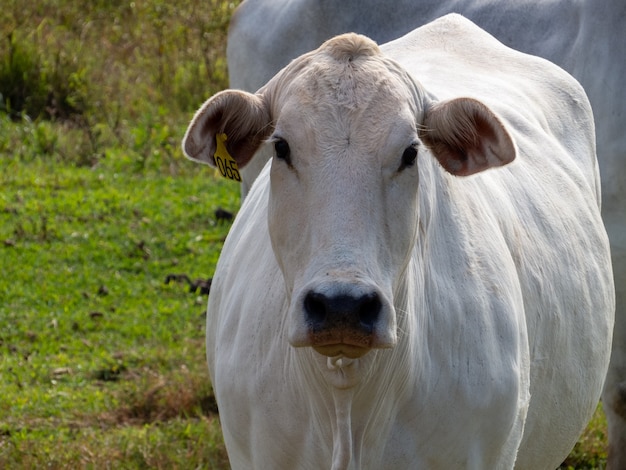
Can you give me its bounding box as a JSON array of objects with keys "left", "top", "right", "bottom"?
[{"left": 313, "top": 343, "right": 369, "bottom": 359}]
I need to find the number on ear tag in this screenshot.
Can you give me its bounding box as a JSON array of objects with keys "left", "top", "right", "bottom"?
[{"left": 214, "top": 133, "right": 242, "bottom": 182}]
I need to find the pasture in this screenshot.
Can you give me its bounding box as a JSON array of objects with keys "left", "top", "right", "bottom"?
[{"left": 0, "top": 1, "right": 609, "bottom": 468}]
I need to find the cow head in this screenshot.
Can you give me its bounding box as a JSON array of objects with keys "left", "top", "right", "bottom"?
[{"left": 183, "top": 33, "right": 515, "bottom": 360}]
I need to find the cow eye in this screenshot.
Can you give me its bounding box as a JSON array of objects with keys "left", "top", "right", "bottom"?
[
  {"left": 399, "top": 145, "right": 418, "bottom": 171},
  {"left": 274, "top": 139, "right": 291, "bottom": 164}
]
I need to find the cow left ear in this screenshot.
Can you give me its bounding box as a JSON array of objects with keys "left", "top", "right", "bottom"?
[
  {"left": 420, "top": 97, "right": 515, "bottom": 176},
  {"left": 182, "top": 90, "right": 272, "bottom": 169}
]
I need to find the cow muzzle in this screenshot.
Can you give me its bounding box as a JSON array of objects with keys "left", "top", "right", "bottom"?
[{"left": 288, "top": 280, "right": 397, "bottom": 357}]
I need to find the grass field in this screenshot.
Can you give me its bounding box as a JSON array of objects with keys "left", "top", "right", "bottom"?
[{"left": 0, "top": 1, "right": 610, "bottom": 468}]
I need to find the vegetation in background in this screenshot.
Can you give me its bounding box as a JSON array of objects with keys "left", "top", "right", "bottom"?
[
  {"left": 0, "top": 0, "right": 233, "bottom": 167},
  {"left": 0, "top": 0, "right": 609, "bottom": 468},
  {"left": 0, "top": 1, "right": 237, "bottom": 467}
]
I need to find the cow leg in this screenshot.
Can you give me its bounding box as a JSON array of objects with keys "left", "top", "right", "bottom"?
[
  {"left": 605, "top": 374, "right": 626, "bottom": 469},
  {"left": 604, "top": 239, "right": 626, "bottom": 470}
]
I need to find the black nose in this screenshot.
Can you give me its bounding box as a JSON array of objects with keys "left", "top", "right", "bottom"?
[{"left": 303, "top": 290, "right": 382, "bottom": 333}]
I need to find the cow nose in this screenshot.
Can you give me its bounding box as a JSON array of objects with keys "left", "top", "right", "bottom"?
[{"left": 303, "top": 290, "right": 382, "bottom": 333}]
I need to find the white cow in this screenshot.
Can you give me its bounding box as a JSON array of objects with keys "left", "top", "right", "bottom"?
[
  {"left": 184, "top": 15, "right": 614, "bottom": 470},
  {"left": 228, "top": 1, "right": 626, "bottom": 466}
]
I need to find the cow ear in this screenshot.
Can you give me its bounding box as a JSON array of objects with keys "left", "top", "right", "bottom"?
[
  {"left": 420, "top": 97, "right": 515, "bottom": 176},
  {"left": 182, "top": 90, "right": 272, "bottom": 168}
]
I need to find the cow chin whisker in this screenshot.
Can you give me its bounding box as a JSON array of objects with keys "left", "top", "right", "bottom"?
[{"left": 327, "top": 355, "right": 356, "bottom": 371}]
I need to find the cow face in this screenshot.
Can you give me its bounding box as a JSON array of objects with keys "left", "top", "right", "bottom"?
[{"left": 183, "top": 33, "right": 515, "bottom": 360}]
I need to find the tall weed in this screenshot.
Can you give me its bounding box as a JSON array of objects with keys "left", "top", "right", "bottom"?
[{"left": 0, "top": 0, "right": 237, "bottom": 168}]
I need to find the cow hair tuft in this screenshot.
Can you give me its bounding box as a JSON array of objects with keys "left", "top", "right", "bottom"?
[{"left": 321, "top": 33, "right": 381, "bottom": 64}]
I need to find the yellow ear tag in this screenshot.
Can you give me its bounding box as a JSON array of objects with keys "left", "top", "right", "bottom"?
[{"left": 214, "top": 133, "right": 241, "bottom": 182}]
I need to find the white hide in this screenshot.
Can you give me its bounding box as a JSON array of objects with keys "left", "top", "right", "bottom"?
[
  {"left": 185, "top": 15, "right": 614, "bottom": 470},
  {"left": 228, "top": 3, "right": 626, "bottom": 466}
]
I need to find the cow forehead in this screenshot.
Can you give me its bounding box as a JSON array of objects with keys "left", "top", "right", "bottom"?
[
  {"left": 266, "top": 41, "right": 419, "bottom": 162},
  {"left": 269, "top": 34, "right": 417, "bottom": 129}
]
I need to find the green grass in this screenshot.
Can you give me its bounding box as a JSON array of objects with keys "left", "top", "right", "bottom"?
[
  {"left": 0, "top": 154, "right": 236, "bottom": 468},
  {"left": 0, "top": 1, "right": 611, "bottom": 468}
]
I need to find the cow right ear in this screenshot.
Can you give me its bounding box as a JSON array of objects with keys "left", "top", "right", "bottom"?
[
  {"left": 182, "top": 90, "right": 272, "bottom": 169},
  {"left": 420, "top": 97, "right": 515, "bottom": 176}
]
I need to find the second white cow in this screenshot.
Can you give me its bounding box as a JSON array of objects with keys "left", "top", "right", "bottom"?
[{"left": 184, "top": 15, "right": 614, "bottom": 469}]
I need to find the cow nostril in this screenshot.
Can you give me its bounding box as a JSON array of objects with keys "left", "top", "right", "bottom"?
[
  {"left": 304, "top": 292, "right": 328, "bottom": 326},
  {"left": 358, "top": 293, "right": 382, "bottom": 330},
  {"left": 303, "top": 290, "right": 382, "bottom": 333}
]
